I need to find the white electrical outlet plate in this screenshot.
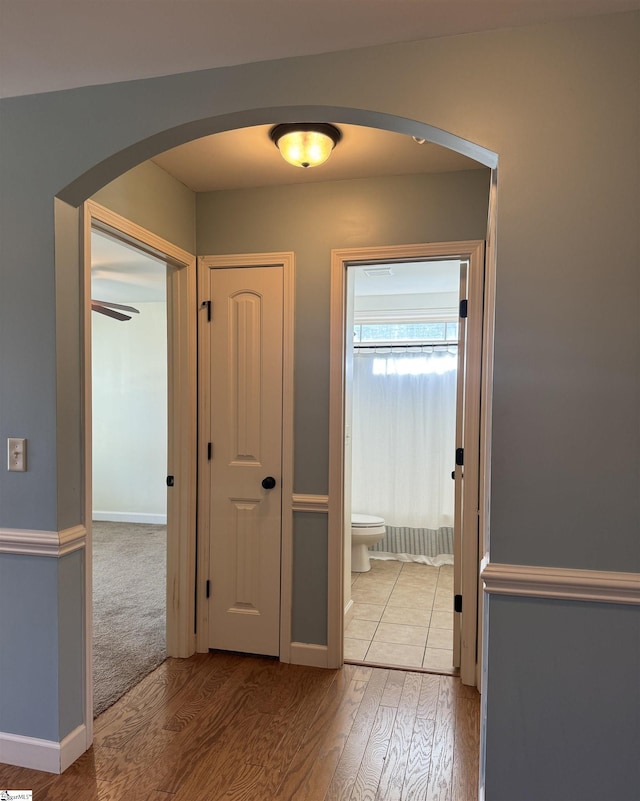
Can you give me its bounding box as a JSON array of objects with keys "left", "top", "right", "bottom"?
[{"left": 8, "top": 438, "right": 27, "bottom": 471}]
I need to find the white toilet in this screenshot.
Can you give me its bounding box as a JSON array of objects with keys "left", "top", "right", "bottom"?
[{"left": 351, "top": 513, "right": 386, "bottom": 572}]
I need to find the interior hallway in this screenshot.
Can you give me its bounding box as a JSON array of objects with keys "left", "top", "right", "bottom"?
[{"left": 0, "top": 652, "right": 480, "bottom": 800}]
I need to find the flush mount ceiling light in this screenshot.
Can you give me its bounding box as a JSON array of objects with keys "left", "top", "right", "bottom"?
[{"left": 269, "top": 123, "right": 342, "bottom": 168}]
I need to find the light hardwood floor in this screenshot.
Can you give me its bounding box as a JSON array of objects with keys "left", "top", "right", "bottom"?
[{"left": 0, "top": 652, "right": 480, "bottom": 800}]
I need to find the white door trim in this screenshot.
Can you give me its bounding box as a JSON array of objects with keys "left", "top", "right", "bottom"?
[
  {"left": 82, "top": 200, "right": 197, "bottom": 745},
  {"left": 328, "top": 240, "right": 492, "bottom": 681},
  {"left": 196, "top": 252, "right": 295, "bottom": 663}
]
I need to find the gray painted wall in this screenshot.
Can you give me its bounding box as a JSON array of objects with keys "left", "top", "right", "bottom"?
[
  {"left": 197, "top": 170, "right": 490, "bottom": 494},
  {"left": 92, "top": 160, "right": 196, "bottom": 253},
  {"left": 485, "top": 595, "right": 640, "bottom": 800},
  {"left": 0, "top": 555, "right": 60, "bottom": 740},
  {"left": 292, "top": 513, "right": 329, "bottom": 645},
  {"left": 0, "top": 11, "right": 638, "bottom": 798},
  {"left": 197, "top": 170, "right": 490, "bottom": 646}
]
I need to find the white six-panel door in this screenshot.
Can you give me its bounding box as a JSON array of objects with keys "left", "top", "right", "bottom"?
[{"left": 205, "top": 264, "right": 284, "bottom": 656}]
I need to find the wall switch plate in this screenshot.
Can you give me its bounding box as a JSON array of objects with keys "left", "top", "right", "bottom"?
[{"left": 8, "top": 438, "right": 27, "bottom": 471}]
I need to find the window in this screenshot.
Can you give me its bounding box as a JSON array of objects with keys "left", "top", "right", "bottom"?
[{"left": 353, "top": 321, "right": 459, "bottom": 344}]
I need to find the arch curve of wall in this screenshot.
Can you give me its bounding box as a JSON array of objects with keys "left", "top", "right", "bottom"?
[{"left": 58, "top": 104, "right": 497, "bottom": 206}]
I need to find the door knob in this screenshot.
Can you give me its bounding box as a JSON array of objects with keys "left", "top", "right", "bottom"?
[{"left": 262, "top": 476, "right": 276, "bottom": 489}]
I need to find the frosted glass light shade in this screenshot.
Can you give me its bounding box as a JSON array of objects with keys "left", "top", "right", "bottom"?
[{"left": 270, "top": 123, "right": 341, "bottom": 169}]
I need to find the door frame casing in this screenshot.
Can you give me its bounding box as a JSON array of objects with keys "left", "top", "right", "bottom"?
[
  {"left": 327, "top": 240, "right": 492, "bottom": 681},
  {"left": 196, "top": 252, "right": 295, "bottom": 662},
  {"left": 82, "top": 200, "right": 197, "bottom": 743}
]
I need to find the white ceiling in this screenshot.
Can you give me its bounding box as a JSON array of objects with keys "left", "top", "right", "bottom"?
[
  {"left": 1, "top": 1, "right": 638, "bottom": 98},
  {"left": 152, "top": 123, "right": 483, "bottom": 192},
  {"left": 91, "top": 230, "right": 167, "bottom": 303},
  {"left": 354, "top": 261, "right": 460, "bottom": 297}
]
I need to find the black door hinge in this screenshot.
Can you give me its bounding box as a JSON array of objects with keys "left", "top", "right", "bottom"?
[
  {"left": 166, "top": 475, "right": 174, "bottom": 487},
  {"left": 207, "top": 442, "right": 212, "bottom": 461},
  {"left": 454, "top": 594, "right": 463, "bottom": 613},
  {"left": 455, "top": 447, "right": 464, "bottom": 466},
  {"left": 205, "top": 580, "right": 211, "bottom": 599},
  {"left": 201, "top": 299, "right": 211, "bottom": 321},
  {"left": 459, "top": 299, "right": 468, "bottom": 318}
]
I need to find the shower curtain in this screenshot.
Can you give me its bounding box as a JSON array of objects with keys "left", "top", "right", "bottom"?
[{"left": 351, "top": 348, "right": 457, "bottom": 530}]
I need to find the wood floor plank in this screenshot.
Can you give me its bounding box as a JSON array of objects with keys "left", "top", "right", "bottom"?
[
  {"left": 37, "top": 774, "right": 134, "bottom": 801},
  {"left": 375, "top": 672, "right": 422, "bottom": 801},
  {"left": 145, "top": 657, "right": 273, "bottom": 794},
  {"left": 0, "top": 762, "right": 56, "bottom": 795},
  {"left": 89, "top": 729, "right": 177, "bottom": 784},
  {"left": 57, "top": 742, "right": 126, "bottom": 782},
  {"left": 380, "top": 670, "right": 406, "bottom": 708},
  {"left": 425, "top": 678, "right": 456, "bottom": 801},
  {"left": 94, "top": 656, "right": 202, "bottom": 748},
  {"left": 92, "top": 657, "right": 182, "bottom": 737},
  {"left": 416, "top": 674, "right": 441, "bottom": 720},
  {"left": 220, "top": 762, "right": 283, "bottom": 801},
  {"left": 161, "top": 651, "right": 245, "bottom": 731},
  {"left": 96, "top": 655, "right": 252, "bottom": 785},
  {"left": 349, "top": 704, "right": 397, "bottom": 801},
  {"left": 272, "top": 672, "right": 367, "bottom": 800},
  {"left": 172, "top": 709, "right": 276, "bottom": 801},
  {"left": 451, "top": 697, "right": 480, "bottom": 801},
  {"left": 1, "top": 655, "right": 480, "bottom": 801},
  {"left": 347, "top": 664, "right": 374, "bottom": 683},
  {"left": 246, "top": 660, "right": 318, "bottom": 716},
  {"left": 264, "top": 667, "right": 341, "bottom": 773},
  {"left": 325, "top": 669, "right": 390, "bottom": 800},
  {"left": 401, "top": 716, "right": 435, "bottom": 801}
]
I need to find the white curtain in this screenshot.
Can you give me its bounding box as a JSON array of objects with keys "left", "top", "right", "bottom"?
[{"left": 351, "top": 348, "right": 457, "bottom": 529}]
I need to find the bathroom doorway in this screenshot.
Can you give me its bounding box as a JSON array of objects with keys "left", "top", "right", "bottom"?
[
  {"left": 345, "top": 257, "right": 460, "bottom": 672},
  {"left": 329, "top": 241, "right": 485, "bottom": 685}
]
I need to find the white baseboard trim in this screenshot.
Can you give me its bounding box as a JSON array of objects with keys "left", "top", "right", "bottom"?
[
  {"left": 290, "top": 642, "right": 329, "bottom": 668},
  {"left": 0, "top": 723, "right": 87, "bottom": 774},
  {"left": 482, "top": 562, "right": 640, "bottom": 605},
  {"left": 60, "top": 723, "right": 88, "bottom": 773},
  {"left": 0, "top": 524, "right": 86, "bottom": 557},
  {"left": 92, "top": 511, "right": 167, "bottom": 525}
]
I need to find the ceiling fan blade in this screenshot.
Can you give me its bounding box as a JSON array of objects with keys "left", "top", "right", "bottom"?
[
  {"left": 92, "top": 300, "right": 140, "bottom": 314},
  {"left": 91, "top": 302, "right": 131, "bottom": 321}
]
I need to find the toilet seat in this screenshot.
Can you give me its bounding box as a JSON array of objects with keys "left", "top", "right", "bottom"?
[{"left": 352, "top": 513, "right": 385, "bottom": 529}]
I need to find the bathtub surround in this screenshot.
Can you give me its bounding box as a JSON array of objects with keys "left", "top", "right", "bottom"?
[
  {"left": 371, "top": 525, "right": 454, "bottom": 562},
  {"left": 352, "top": 349, "right": 457, "bottom": 531}
]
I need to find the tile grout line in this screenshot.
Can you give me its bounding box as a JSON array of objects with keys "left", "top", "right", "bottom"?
[{"left": 347, "top": 562, "right": 454, "bottom": 670}]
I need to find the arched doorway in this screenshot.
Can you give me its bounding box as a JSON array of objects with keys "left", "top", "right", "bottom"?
[{"left": 54, "top": 105, "right": 497, "bottom": 762}]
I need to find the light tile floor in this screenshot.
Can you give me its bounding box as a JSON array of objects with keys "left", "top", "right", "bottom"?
[{"left": 345, "top": 558, "right": 455, "bottom": 672}]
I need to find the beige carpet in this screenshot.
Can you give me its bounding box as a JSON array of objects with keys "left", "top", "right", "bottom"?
[{"left": 92, "top": 521, "right": 166, "bottom": 716}]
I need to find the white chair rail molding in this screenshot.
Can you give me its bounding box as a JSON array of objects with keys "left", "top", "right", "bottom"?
[{"left": 481, "top": 561, "right": 640, "bottom": 605}]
